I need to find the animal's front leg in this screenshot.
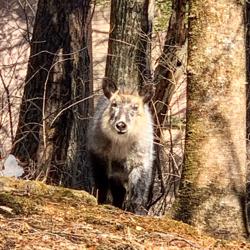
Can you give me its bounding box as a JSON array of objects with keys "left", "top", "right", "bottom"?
[
  {"left": 109, "top": 159, "right": 128, "bottom": 209},
  {"left": 125, "top": 165, "right": 152, "bottom": 215},
  {"left": 89, "top": 151, "right": 109, "bottom": 204}
]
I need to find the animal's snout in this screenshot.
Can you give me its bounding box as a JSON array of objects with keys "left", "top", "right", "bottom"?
[{"left": 115, "top": 121, "right": 127, "bottom": 134}]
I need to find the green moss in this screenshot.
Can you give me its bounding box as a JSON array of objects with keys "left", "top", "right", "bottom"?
[
  {"left": 0, "top": 192, "right": 40, "bottom": 215},
  {"left": 14, "top": 180, "right": 96, "bottom": 205},
  {"left": 47, "top": 187, "right": 96, "bottom": 207},
  {"left": 0, "top": 177, "right": 96, "bottom": 217},
  {"left": 95, "top": 0, "right": 110, "bottom": 7},
  {"left": 155, "top": 0, "right": 172, "bottom": 31},
  {"left": 173, "top": 181, "right": 247, "bottom": 240},
  {"left": 174, "top": 183, "right": 211, "bottom": 221}
]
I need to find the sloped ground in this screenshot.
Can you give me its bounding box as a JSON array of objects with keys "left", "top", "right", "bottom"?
[{"left": 0, "top": 177, "right": 249, "bottom": 250}]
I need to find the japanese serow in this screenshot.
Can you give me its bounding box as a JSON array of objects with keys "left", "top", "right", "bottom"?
[{"left": 88, "top": 79, "right": 154, "bottom": 214}]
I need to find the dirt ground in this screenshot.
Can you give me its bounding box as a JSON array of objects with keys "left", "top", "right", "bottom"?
[{"left": 0, "top": 177, "right": 249, "bottom": 250}]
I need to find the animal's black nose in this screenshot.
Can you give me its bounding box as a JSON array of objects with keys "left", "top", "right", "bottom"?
[{"left": 115, "top": 121, "right": 127, "bottom": 133}]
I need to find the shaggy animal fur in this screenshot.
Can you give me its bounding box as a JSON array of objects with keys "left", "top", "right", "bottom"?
[{"left": 88, "top": 79, "right": 154, "bottom": 214}]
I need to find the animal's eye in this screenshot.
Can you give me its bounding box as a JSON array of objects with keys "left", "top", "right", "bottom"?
[
  {"left": 132, "top": 104, "right": 139, "bottom": 111},
  {"left": 111, "top": 101, "right": 117, "bottom": 108}
]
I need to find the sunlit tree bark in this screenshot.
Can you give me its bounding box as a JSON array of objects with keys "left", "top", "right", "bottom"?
[
  {"left": 246, "top": 0, "right": 250, "bottom": 234},
  {"left": 174, "top": 0, "right": 247, "bottom": 240}
]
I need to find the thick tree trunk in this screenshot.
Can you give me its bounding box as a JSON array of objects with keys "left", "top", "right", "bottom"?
[
  {"left": 12, "top": 0, "right": 65, "bottom": 164},
  {"left": 174, "top": 0, "right": 247, "bottom": 240},
  {"left": 12, "top": 0, "right": 92, "bottom": 187},
  {"left": 246, "top": 0, "right": 250, "bottom": 234},
  {"left": 105, "top": 0, "right": 153, "bottom": 88},
  {"left": 148, "top": 0, "right": 187, "bottom": 215}
]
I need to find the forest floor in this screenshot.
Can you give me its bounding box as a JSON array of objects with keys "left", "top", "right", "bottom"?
[{"left": 0, "top": 177, "right": 249, "bottom": 250}]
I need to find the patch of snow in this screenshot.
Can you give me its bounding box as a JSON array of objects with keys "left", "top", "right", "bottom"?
[{"left": 0, "top": 154, "right": 24, "bottom": 178}]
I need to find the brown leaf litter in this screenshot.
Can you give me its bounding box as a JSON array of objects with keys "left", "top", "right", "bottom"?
[{"left": 0, "top": 177, "right": 249, "bottom": 250}]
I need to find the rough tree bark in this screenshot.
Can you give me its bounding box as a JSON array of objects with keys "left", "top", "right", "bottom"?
[
  {"left": 105, "top": 0, "right": 153, "bottom": 88},
  {"left": 65, "top": 2, "right": 93, "bottom": 189},
  {"left": 12, "top": 0, "right": 92, "bottom": 187},
  {"left": 174, "top": 0, "right": 247, "bottom": 240},
  {"left": 246, "top": 0, "right": 250, "bottom": 234},
  {"left": 12, "top": 0, "right": 65, "bottom": 164}
]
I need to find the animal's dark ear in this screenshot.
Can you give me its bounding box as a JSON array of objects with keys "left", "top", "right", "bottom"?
[
  {"left": 102, "top": 78, "right": 118, "bottom": 99},
  {"left": 139, "top": 84, "right": 155, "bottom": 103}
]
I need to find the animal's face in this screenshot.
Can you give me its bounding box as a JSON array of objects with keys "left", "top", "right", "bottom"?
[
  {"left": 108, "top": 93, "right": 144, "bottom": 135},
  {"left": 101, "top": 78, "right": 154, "bottom": 137}
]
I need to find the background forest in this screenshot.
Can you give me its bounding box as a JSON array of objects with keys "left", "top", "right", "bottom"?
[{"left": 0, "top": 0, "right": 249, "bottom": 244}]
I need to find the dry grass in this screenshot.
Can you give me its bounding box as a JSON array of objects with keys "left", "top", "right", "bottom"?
[{"left": 0, "top": 177, "right": 249, "bottom": 250}]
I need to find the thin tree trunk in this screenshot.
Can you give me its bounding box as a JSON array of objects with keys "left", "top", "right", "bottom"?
[
  {"left": 174, "top": 0, "right": 247, "bottom": 240},
  {"left": 153, "top": 0, "right": 186, "bottom": 122},
  {"left": 65, "top": 1, "right": 93, "bottom": 189},
  {"left": 148, "top": 0, "right": 187, "bottom": 215}
]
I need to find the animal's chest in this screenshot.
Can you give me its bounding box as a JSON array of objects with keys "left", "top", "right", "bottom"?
[
  {"left": 108, "top": 143, "right": 132, "bottom": 160},
  {"left": 108, "top": 143, "right": 144, "bottom": 174}
]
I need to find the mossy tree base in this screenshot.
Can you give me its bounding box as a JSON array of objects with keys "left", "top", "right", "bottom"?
[
  {"left": 174, "top": 0, "right": 247, "bottom": 240},
  {"left": 174, "top": 184, "right": 247, "bottom": 240}
]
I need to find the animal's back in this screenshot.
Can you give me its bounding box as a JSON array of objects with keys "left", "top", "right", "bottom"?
[{"left": 88, "top": 95, "right": 111, "bottom": 156}]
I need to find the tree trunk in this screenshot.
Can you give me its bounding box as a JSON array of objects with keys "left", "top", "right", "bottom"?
[
  {"left": 246, "top": 0, "right": 250, "bottom": 234},
  {"left": 148, "top": 0, "right": 187, "bottom": 215},
  {"left": 105, "top": 0, "right": 153, "bottom": 88},
  {"left": 174, "top": 0, "right": 247, "bottom": 240},
  {"left": 11, "top": 0, "right": 92, "bottom": 187},
  {"left": 65, "top": 2, "right": 93, "bottom": 189},
  {"left": 12, "top": 0, "right": 64, "bottom": 164},
  {"left": 153, "top": 0, "right": 186, "bottom": 123}
]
